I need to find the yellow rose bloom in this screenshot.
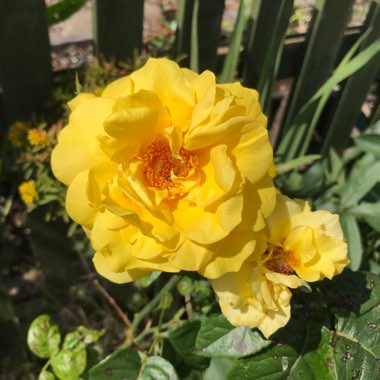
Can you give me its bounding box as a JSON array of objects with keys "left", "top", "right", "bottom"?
[
  {"left": 211, "top": 193, "right": 348, "bottom": 338},
  {"left": 28, "top": 129, "right": 50, "bottom": 147},
  {"left": 19, "top": 180, "right": 38, "bottom": 205},
  {"left": 51, "top": 58, "right": 275, "bottom": 283}
]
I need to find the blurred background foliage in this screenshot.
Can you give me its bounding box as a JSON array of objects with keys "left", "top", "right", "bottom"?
[{"left": 0, "top": 0, "right": 380, "bottom": 379}]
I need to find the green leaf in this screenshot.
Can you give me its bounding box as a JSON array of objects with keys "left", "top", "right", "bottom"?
[
  {"left": 204, "top": 358, "right": 235, "bottom": 380},
  {"left": 51, "top": 348, "right": 87, "bottom": 380},
  {"left": 27, "top": 315, "right": 61, "bottom": 359},
  {"left": 332, "top": 305, "right": 380, "bottom": 379},
  {"left": 196, "top": 314, "right": 271, "bottom": 358},
  {"left": 47, "top": 0, "right": 87, "bottom": 26},
  {"left": 139, "top": 272, "right": 161, "bottom": 288},
  {"left": 340, "top": 214, "right": 363, "bottom": 271},
  {"left": 219, "top": 0, "right": 247, "bottom": 83},
  {"left": 38, "top": 370, "right": 55, "bottom": 380},
  {"left": 354, "top": 134, "right": 380, "bottom": 158},
  {"left": 63, "top": 326, "right": 105, "bottom": 352},
  {"left": 349, "top": 201, "right": 380, "bottom": 218},
  {"left": 138, "top": 356, "right": 179, "bottom": 380},
  {"left": 226, "top": 318, "right": 334, "bottom": 379},
  {"left": 317, "top": 270, "right": 380, "bottom": 316},
  {"left": 165, "top": 320, "right": 208, "bottom": 368},
  {"left": 275, "top": 154, "right": 321, "bottom": 175},
  {"left": 89, "top": 348, "right": 141, "bottom": 380},
  {"left": 340, "top": 160, "right": 380, "bottom": 210}
]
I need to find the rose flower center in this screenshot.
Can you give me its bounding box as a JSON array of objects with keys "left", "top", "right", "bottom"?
[
  {"left": 141, "top": 140, "right": 193, "bottom": 190},
  {"left": 264, "top": 244, "right": 299, "bottom": 275}
]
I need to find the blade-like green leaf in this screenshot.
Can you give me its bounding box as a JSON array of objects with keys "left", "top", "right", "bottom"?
[
  {"left": 277, "top": 28, "right": 380, "bottom": 160},
  {"left": 354, "top": 134, "right": 380, "bottom": 157},
  {"left": 340, "top": 213, "right": 363, "bottom": 271},
  {"left": 349, "top": 201, "right": 380, "bottom": 218},
  {"left": 47, "top": 0, "right": 86, "bottom": 26},
  {"left": 281, "top": 0, "right": 354, "bottom": 135},
  {"left": 219, "top": 0, "right": 247, "bottom": 83},
  {"left": 321, "top": 1, "right": 380, "bottom": 154},
  {"left": 190, "top": 0, "right": 199, "bottom": 72},
  {"left": 341, "top": 160, "right": 380, "bottom": 209},
  {"left": 275, "top": 154, "right": 321, "bottom": 175}
]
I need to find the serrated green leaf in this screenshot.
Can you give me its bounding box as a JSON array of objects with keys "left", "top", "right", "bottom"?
[
  {"left": 27, "top": 315, "right": 60, "bottom": 359},
  {"left": 318, "top": 270, "right": 380, "bottom": 316},
  {"left": 354, "top": 134, "right": 380, "bottom": 158},
  {"left": 340, "top": 213, "right": 363, "bottom": 271},
  {"left": 89, "top": 348, "right": 141, "bottom": 380},
  {"left": 166, "top": 320, "right": 208, "bottom": 368},
  {"left": 204, "top": 357, "right": 235, "bottom": 380},
  {"left": 38, "top": 370, "right": 55, "bottom": 380},
  {"left": 196, "top": 315, "right": 270, "bottom": 358},
  {"left": 226, "top": 316, "right": 333, "bottom": 379},
  {"left": 138, "top": 356, "right": 179, "bottom": 380},
  {"left": 332, "top": 305, "right": 380, "bottom": 379},
  {"left": 51, "top": 348, "right": 87, "bottom": 380},
  {"left": 139, "top": 272, "right": 161, "bottom": 288}
]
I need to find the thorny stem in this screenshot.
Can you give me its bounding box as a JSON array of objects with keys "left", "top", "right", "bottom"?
[{"left": 92, "top": 279, "right": 132, "bottom": 328}]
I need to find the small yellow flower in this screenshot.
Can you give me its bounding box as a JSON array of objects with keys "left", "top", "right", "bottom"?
[
  {"left": 8, "top": 121, "right": 27, "bottom": 147},
  {"left": 19, "top": 181, "right": 38, "bottom": 205},
  {"left": 211, "top": 193, "right": 349, "bottom": 338},
  {"left": 28, "top": 129, "right": 50, "bottom": 147}
]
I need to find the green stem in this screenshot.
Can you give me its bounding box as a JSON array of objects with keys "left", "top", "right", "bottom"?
[
  {"left": 131, "top": 275, "right": 181, "bottom": 332},
  {"left": 148, "top": 305, "right": 166, "bottom": 355}
]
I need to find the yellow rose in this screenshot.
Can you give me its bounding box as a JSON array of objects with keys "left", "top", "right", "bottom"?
[
  {"left": 51, "top": 58, "right": 275, "bottom": 283},
  {"left": 211, "top": 193, "right": 348, "bottom": 338}
]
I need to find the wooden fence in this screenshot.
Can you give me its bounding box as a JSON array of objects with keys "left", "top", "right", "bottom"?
[{"left": 0, "top": 0, "right": 379, "bottom": 158}]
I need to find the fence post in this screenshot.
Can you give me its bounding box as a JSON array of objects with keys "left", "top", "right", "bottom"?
[
  {"left": 0, "top": 0, "right": 52, "bottom": 132},
  {"left": 94, "top": 0, "right": 144, "bottom": 62}
]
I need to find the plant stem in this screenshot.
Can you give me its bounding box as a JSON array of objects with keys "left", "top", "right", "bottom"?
[{"left": 131, "top": 275, "right": 181, "bottom": 332}]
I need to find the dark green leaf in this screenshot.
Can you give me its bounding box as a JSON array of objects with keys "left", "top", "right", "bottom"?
[
  {"left": 139, "top": 356, "right": 179, "bottom": 380},
  {"left": 51, "top": 348, "right": 87, "bottom": 380},
  {"left": 340, "top": 213, "right": 363, "bottom": 271},
  {"left": 27, "top": 315, "right": 60, "bottom": 359},
  {"left": 204, "top": 358, "right": 235, "bottom": 380},
  {"left": 89, "top": 348, "right": 141, "bottom": 380},
  {"left": 332, "top": 305, "right": 380, "bottom": 379},
  {"left": 318, "top": 270, "right": 380, "bottom": 316},
  {"left": 354, "top": 134, "right": 380, "bottom": 158},
  {"left": 196, "top": 315, "right": 270, "bottom": 358},
  {"left": 47, "top": 0, "right": 87, "bottom": 26},
  {"left": 166, "top": 320, "right": 208, "bottom": 368}
]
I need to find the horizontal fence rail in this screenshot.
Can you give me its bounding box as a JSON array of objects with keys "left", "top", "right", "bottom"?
[{"left": 0, "top": 0, "right": 379, "bottom": 160}]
